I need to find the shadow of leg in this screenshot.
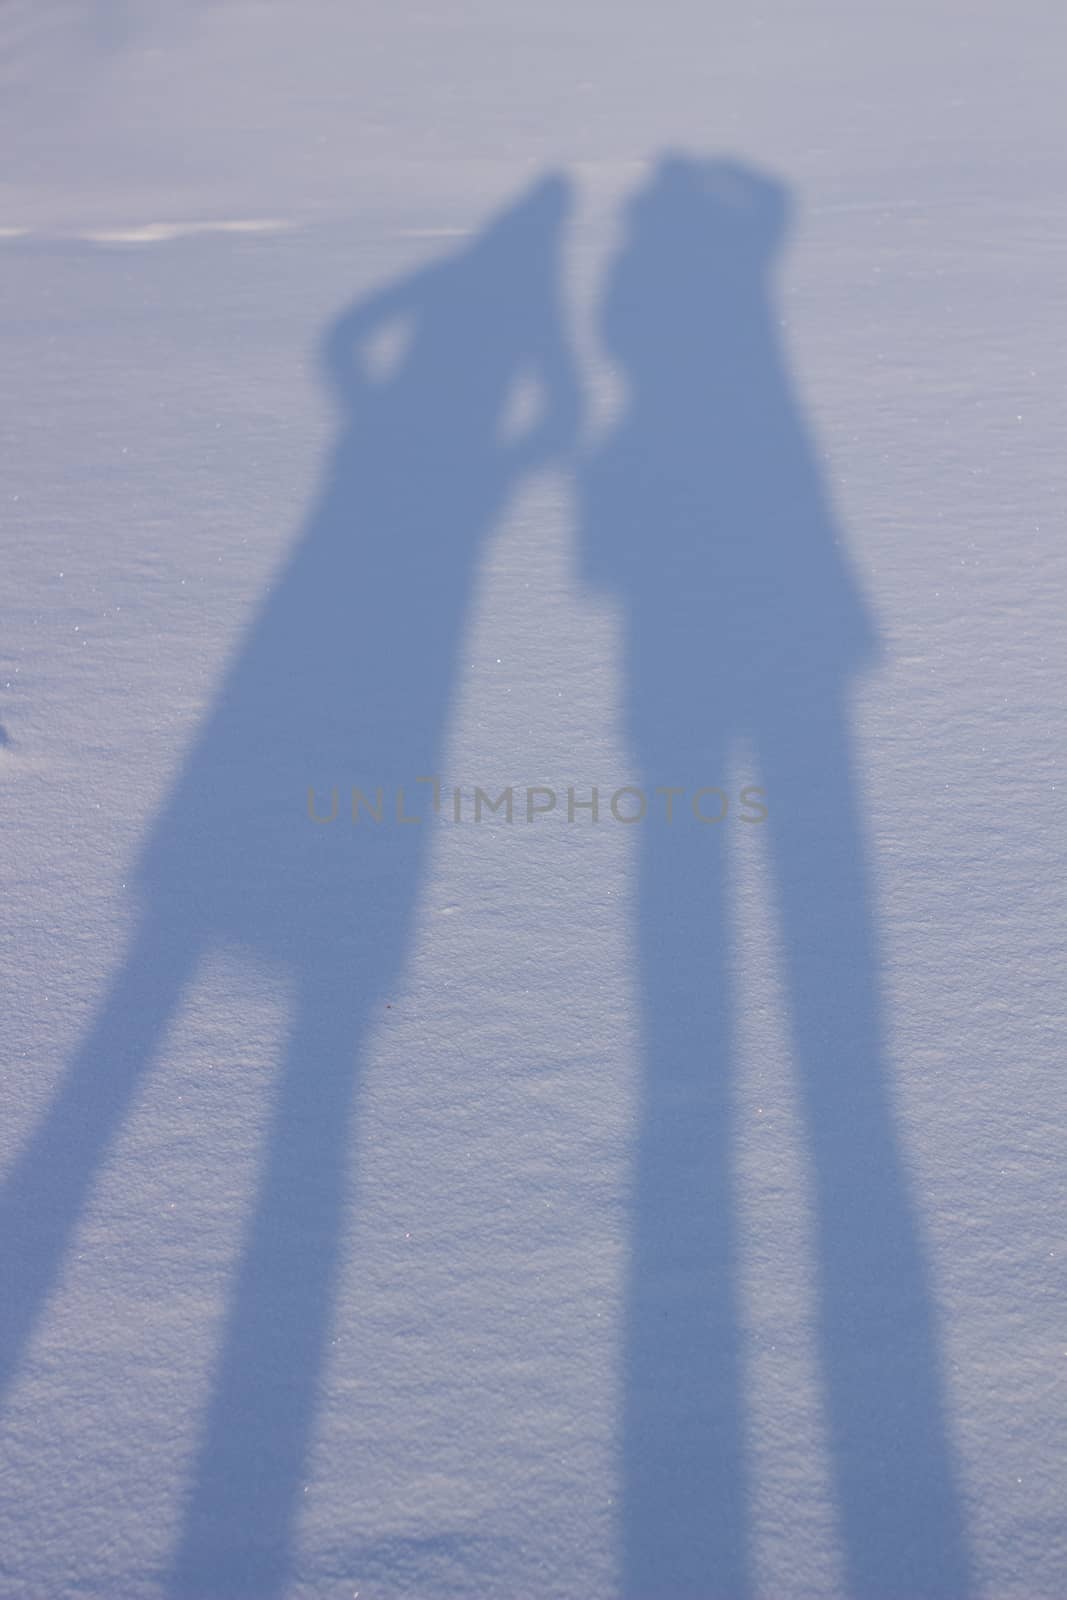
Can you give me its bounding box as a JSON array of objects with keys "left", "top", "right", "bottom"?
[
  {"left": 623, "top": 811, "right": 750, "bottom": 1600},
  {"left": 167, "top": 964, "right": 370, "bottom": 1600},
  {"left": 0, "top": 913, "right": 199, "bottom": 1398},
  {"left": 761, "top": 694, "right": 971, "bottom": 1599}
]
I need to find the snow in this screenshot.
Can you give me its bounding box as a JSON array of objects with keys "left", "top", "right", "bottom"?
[{"left": 1, "top": 3, "right": 1065, "bottom": 1597}]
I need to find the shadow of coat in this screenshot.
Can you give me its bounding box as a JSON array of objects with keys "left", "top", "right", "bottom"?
[{"left": 0, "top": 173, "right": 580, "bottom": 1599}]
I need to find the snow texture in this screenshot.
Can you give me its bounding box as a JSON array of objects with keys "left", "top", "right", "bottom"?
[{"left": 1, "top": 3, "right": 1064, "bottom": 1597}]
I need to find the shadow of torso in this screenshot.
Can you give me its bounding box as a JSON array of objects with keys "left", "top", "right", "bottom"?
[
  {"left": 141, "top": 191, "right": 577, "bottom": 974},
  {"left": 583, "top": 161, "right": 877, "bottom": 774}
]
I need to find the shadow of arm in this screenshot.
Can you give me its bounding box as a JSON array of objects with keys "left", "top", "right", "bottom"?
[{"left": 320, "top": 260, "right": 448, "bottom": 410}]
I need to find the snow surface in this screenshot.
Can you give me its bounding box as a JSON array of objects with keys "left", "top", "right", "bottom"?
[{"left": 1, "top": 3, "right": 1065, "bottom": 1597}]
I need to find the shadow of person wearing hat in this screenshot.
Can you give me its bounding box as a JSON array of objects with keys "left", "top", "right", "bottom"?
[{"left": 582, "top": 154, "right": 970, "bottom": 1599}]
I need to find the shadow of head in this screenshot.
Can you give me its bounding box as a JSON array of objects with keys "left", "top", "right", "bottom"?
[
  {"left": 603, "top": 153, "right": 790, "bottom": 380},
  {"left": 321, "top": 173, "right": 577, "bottom": 436}
]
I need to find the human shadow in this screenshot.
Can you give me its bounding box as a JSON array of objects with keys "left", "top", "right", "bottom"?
[
  {"left": 581, "top": 156, "right": 970, "bottom": 1598},
  {"left": 0, "top": 174, "right": 579, "bottom": 1597}
]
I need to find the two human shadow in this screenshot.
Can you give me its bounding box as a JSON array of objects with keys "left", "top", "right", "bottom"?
[{"left": 0, "top": 161, "right": 970, "bottom": 1597}]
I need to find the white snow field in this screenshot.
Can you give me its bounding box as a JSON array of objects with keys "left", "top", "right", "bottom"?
[{"left": 2, "top": 3, "right": 1065, "bottom": 1597}]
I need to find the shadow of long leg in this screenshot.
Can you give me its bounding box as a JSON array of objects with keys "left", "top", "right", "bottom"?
[
  {"left": 623, "top": 807, "right": 750, "bottom": 1600},
  {"left": 0, "top": 913, "right": 199, "bottom": 1397},
  {"left": 167, "top": 962, "right": 372, "bottom": 1600},
  {"left": 760, "top": 693, "right": 971, "bottom": 1599}
]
